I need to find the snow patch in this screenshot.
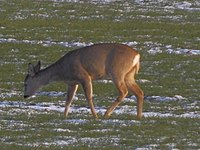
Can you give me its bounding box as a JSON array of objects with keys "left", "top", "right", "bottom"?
[
  {"left": 0, "top": 38, "right": 94, "bottom": 48},
  {"left": 145, "top": 95, "right": 186, "bottom": 102},
  {"left": 148, "top": 47, "right": 162, "bottom": 55},
  {"left": 147, "top": 43, "right": 200, "bottom": 55},
  {"left": 0, "top": 94, "right": 199, "bottom": 119},
  {"left": 0, "top": 91, "right": 21, "bottom": 98},
  {"left": 174, "top": 2, "right": 192, "bottom": 10},
  {"left": 1, "top": 38, "right": 200, "bottom": 55},
  {"left": 53, "top": 128, "right": 73, "bottom": 132},
  {"left": 167, "top": 48, "right": 200, "bottom": 55},
  {"left": 138, "top": 79, "right": 151, "bottom": 83},
  {"left": 96, "top": 80, "right": 113, "bottom": 84},
  {"left": 123, "top": 41, "right": 138, "bottom": 46},
  {"left": 36, "top": 91, "right": 66, "bottom": 97}
]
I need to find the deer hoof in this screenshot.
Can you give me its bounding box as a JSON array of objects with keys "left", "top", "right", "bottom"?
[
  {"left": 92, "top": 114, "right": 98, "bottom": 119},
  {"left": 103, "top": 113, "right": 111, "bottom": 119},
  {"left": 136, "top": 114, "right": 143, "bottom": 120}
]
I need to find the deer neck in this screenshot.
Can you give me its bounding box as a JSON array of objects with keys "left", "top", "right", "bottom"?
[{"left": 35, "top": 62, "right": 62, "bottom": 86}]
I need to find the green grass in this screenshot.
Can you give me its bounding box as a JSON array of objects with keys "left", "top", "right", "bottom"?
[
  {"left": 1, "top": 108, "right": 199, "bottom": 149},
  {"left": 0, "top": 0, "right": 200, "bottom": 149}
]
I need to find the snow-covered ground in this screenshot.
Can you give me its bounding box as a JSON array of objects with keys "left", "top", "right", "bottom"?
[
  {"left": 1, "top": 91, "right": 199, "bottom": 119},
  {"left": 1, "top": 38, "right": 199, "bottom": 55},
  {"left": 1, "top": 0, "right": 199, "bottom": 149},
  {"left": 1, "top": 100, "right": 199, "bottom": 119},
  {"left": 0, "top": 91, "right": 199, "bottom": 149}
]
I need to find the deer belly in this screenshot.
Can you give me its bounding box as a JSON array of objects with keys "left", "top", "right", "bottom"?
[{"left": 85, "top": 64, "right": 108, "bottom": 80}]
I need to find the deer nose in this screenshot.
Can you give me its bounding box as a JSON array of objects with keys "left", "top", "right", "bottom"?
[{"left": 24, "top": 95, "right": 29, "bottom": 98}]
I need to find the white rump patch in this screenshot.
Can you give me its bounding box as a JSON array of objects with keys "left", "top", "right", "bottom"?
[
  {"left": 133, "top": 54, "right": 140, "bottom": 67},
  {"left": 133, "top": 54, "right": 140, "bottom": 74}
]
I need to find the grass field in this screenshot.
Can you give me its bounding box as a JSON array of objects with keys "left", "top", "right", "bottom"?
[{"left": 0, "top": 0, "right": 200, "bottom": 149}]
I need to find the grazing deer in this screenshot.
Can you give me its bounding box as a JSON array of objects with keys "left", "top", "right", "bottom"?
[{"left": 24, "top": 43, "right": 144, "bottom": 119}]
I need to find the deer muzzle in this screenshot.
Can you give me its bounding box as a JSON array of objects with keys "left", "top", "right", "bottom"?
[{"left": 24, "top": 95, "right": 29, "bottom": 98}]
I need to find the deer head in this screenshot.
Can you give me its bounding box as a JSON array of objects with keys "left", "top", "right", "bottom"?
[{"left": 24, "top": 61, "right": 41, "bottom": 98}]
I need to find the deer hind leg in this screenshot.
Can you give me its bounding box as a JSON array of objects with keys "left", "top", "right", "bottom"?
[
  {"left": 81, "top": 78, "right": 98, "bottom": 119},
  {"left": 125, "top": 72, "right": 144, "bottom": 119},
  {"left": 64, "top": 84, "right": 78, "bottom": 118},
  {"left": 104, "top": 78, "right": 128, "bottom": 119}
]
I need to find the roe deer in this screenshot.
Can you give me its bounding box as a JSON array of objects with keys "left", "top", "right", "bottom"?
[{"left": 24, "top": 43, "right": 144, "bottom": 119}]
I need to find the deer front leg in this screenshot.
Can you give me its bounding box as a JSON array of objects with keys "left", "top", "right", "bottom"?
[
  {"left": 81, "top": 79, "right": 98, "bottom": 119},
  {"left": 64, "top": 84, "right": 78, "bottom": 118}
]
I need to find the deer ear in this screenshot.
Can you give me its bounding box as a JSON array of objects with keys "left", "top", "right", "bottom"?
[
  {"left": 28, "top": 63, "right": 35, "bottom": 76},
  {"left": 34, "top": 61, "right": 41, "bottom": 72}
]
